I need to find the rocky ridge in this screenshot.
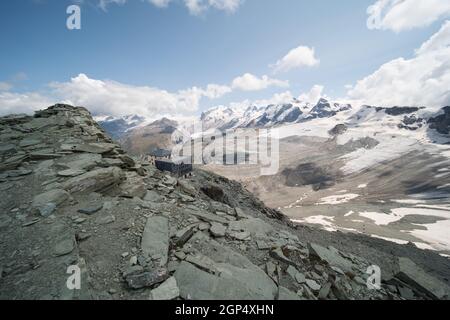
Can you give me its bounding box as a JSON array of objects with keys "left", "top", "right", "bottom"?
[{"left": 0, "top": 104, "right": 449, "bottom": 300}]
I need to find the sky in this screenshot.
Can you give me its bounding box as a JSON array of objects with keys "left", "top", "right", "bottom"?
[{"left": 0, "top": 0, "right": 449, "bottom": 119}]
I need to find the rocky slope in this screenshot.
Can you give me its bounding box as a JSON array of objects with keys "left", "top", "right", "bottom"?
[{"left": 1, "top": 104, "right": 449, "bottom": 300}]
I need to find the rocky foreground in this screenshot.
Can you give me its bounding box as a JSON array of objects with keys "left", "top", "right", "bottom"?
[{"left": 0, "top": 104, "right": 449, "bottom": 300}]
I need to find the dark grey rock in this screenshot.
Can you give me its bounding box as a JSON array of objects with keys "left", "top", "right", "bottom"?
[
  {"left": 78, "top": 203, "right": 104, "bottom": 215},
  {"left": 125, "top": 269, "right": 168, "bottom": 290},
  {"left": 393, "top": 257, "right": 450, "bottom": 300},
  {"left": 141, "top": 216, "right": 169, "bottom": 265}
]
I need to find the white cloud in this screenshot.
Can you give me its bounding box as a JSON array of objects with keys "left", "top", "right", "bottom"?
[
  {"left": 207, "top": 85, "right": 327, "bottom": 112},
  {"left": 50, "top": 74, "right": 232, "bottom": 117},
  {"left": 208, "top": 0, "right": 242, "bottom": 13},
  {"left": 348, "top": 21, "right": 450, "bottom": 108},
  {"left": 367, "top": 0, "right": 450, "bottom": 32},
  {"left": 0, "top": 71, "right": 291, "bottom": 117},
  {"left": 253, "top": 91, "right": 294, "bottom": 106},
  {"left": 99, "top": 0, "right": 126, "bottom": 11},
  {"left": 416, "top": 20, "right": 450, "bottom": 55},
  {"left": 0, "top": 74, "right": 232, "bottom": 117},
  {"left": 272, "top": 46, "right": 319, "bottom": 74},
  {"left": 0, "top": 91, "right": 54, "bottom": 115},
  {"left": 201, "top": 83, "right": 232, "bottom": 98},
  {"left": 148, "top": 0, "right": 172, "bottom": 8},
  {"left": 98, "top": 0, "right": 243, "bottom": 15},
  {"left": 183, "top": 0, "right": 243, "bottom": 15},
  {"left": 184, "top": 0, "right": 207, "bottom": 15},
  {"left": 298, "top": 85, "right": 324, "bottom": 104},
  {"left": 231, "top": 73, "right": 289, "bottom": 91}
]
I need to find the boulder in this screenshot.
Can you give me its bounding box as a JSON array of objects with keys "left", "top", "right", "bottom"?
[
  {"left": 308, "top": 243, "right": 355, "bottom": 273},
  {"left": 393, "top": 257, "right": 450, "bottom": 300},
  {"left": 150, "top": 277, "right": 180, "bottom": 300},
  {"left": 306, "top": 279, "right": 321, "bottom": 293},
  {"left": 228, "top": 218, "right": 274, "bottom": 237},
  {"left": 57, "top": 153, "right": 101, "bottom": 171},
  {"left": 174, "top": 261, "right": 275, "bottom": 300},
  {"left": 125, "top": 269, "right": 168, "bottom": 290},
  {"left": 61, "top": 143, "right": 116, "bottom": 154},
  {"left": 141, "top": 216, "right": 169, "bottom": 265},
  {"left": 144, "top": 190, "right": 165, "bottom": 202},
  {"left": 185, "top": 232, "right": 277, "bottom": 299},
  {"left": 63, "top": 167, "right": 125, "bottom": 194},
  {"left": 178, "top": 180, "right": 197, "bottom": 197},
  {"left": 278, "top": 287, "right": 301, "bottom": 300},
  {"left": 78, "top": 203, "right": 103, "bottom": 215},
  {"left": 184, "top": 208, "right": 229, "bottom": 225},
  {"left": 120, "top": 176, "right": 146, "bottom": 199},
  {"left": 31, "top": 189, "right": 69, "bottom": 216},
  {"left": 95, "top": 214, "right": 115, "bottom": 225},
  {"left": 54, "top": 236, "right": 75, "bottom": 257},
  {"left": 210, "top": 222, "right": 226, "bottom": 238},
  {"left": 201, "top": 184, "right": 229, "bottom": 204},
  {"left": 57, "top": 169, "right": 86, "bottom": 177}
]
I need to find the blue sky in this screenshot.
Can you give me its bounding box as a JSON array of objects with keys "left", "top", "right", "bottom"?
[{"left": 0, "top": 0, "right": 449, "bottom": 118}]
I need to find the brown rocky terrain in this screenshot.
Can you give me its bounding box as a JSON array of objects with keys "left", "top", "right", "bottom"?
[{"left": 0, "top": 104, "right": 449, "bottom": 300}]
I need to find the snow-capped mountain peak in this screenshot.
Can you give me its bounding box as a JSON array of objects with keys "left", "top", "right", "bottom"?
[{"left": 199, "top": 98, "right": 353, "bottom": 131}]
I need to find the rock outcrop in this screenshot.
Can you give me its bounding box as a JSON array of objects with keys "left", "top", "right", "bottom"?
[
  {"left": 429, "top": 106, "right": 450, "bottom": 135},
  {"left": 0, "top": 104, "right": 449, "bottom": 300}
]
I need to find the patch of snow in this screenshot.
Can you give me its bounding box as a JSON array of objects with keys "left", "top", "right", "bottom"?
[
  {"left": 370, "top": 235, "right": 408, "bottom": 245},
  {"left": 359, "top": 211, "right": 403, "bottom": 226},
  {"left": 344, "top": 211, "right": 354, "bottom": 217},
  {"left": 318, "top": 193, "right": 359, "bottom": 205},
  {"left": 409, "top": 219, "right": 450, "bottom": 252},
  {"left": 292, "top": 215, "right": 337, "bottom": 232},
  {"left": 393, "top": 199, "right": 427, "bottom": 204},
  {"left": 391, "top": 207, "right": 450, "bottom": 220},
  {"left": 414, "top": 204, "right": 450, "bottom": 211}
]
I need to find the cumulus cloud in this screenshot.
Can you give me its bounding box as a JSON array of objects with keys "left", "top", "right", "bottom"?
[
  {"left": 0, "top": 91, "right": 54, "bottom": 115},
  {"left": 271, "top": 46, "right": 319, "bottom": 74},
  {"left": 348, "top": 21, "right": 450, "bottom": 108},
  {"left": 252, "top": 91, "right": 294, "bottom": 106},
  {"left": 298, "top": 85, "right": 324, "bottom": 104},
  {"left": 231, "top": 73, "right": 289, "bottom": 91},
  {"left": 50, "top": 74, "right": 234, "bottom": 117},
  {"left": 416, "top": 20, "right": 450, "bottom": 55},
  {"left": 0, "top": 71, "right": 291, "bottom": 117},
  {"left": 367, "top": 0, "right": 450, "bottom": 32},
  {"left": 0, "top": 74, "right": 232, "bottom": 117}
]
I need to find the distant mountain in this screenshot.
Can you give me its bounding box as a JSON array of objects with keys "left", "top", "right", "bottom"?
[
  {"left": 96, "top": 114, "right": 146, "bottom": 140},
  {"left": 118, "top": 117, "right": 179, "bottom": 156},
  {"left": 200, "top": 98, "right": 353, "bottom": 131},
  {"left": 97, "top": 98, "right": 450, "bottom": 156}
]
